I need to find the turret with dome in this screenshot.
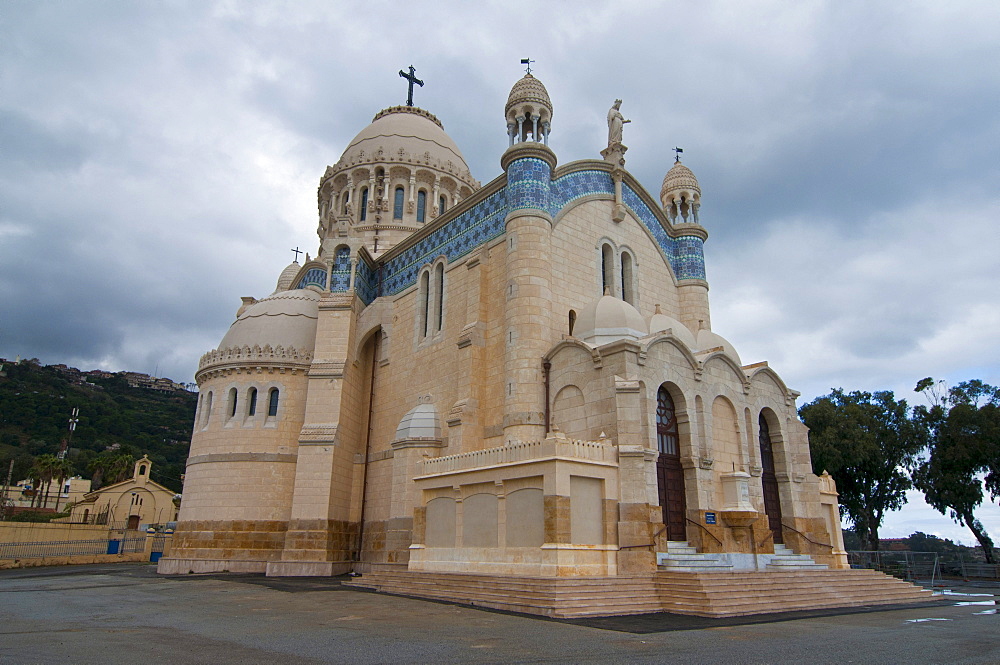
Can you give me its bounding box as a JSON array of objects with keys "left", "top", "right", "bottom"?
[{"left": 154, "top": 65, "right": 924, "bottom": 622}]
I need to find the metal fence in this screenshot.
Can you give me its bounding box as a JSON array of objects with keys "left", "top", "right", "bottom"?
[
  {"left": 848, "top": 550, "right": 941, "bottom": 586},
  {"left": 961, "top": 561, "right": 1000, "bottom": 580},
  {"left": 0, "top": 535, "right": 146, "bottom": 559}
]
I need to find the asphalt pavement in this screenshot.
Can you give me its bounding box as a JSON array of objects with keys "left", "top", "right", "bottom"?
[{"left": 1, "top": 563, "right": 997, "bottom": 664}]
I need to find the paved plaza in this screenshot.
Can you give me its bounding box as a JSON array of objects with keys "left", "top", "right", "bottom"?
[{"left": 1, "top": 564, "right": 998, "bottom": 664}]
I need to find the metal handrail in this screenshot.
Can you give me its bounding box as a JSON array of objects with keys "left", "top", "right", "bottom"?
[
  {"left": 780, "top": 522, "right": 834, "bottom": 549},
  {"left": 618, "top": 524, "right": 667, "bottom": 550},
  {"left": 685, "top": 517, "right": 724, "bottom": 548}
]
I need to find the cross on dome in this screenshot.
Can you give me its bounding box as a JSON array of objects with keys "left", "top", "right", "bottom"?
[{"left": 399, "top": 65, "right": 424, "bottom": 106}]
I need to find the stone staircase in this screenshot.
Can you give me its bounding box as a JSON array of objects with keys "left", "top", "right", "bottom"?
[
  {"left": 766, "top": 544, "right": 828, "bottom": 570},
  {"left": 344, "top": 567, "right": 935, "bottom": 619},
  {"left": 657, "top": 541, "right": 733, "bottom": 572}
]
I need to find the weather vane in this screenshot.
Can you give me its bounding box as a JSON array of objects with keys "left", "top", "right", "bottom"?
[
  {"left": 520, "top": 58, "right": 534, "bottom": 75},
  {"left": 672, "top": 146, "right": 684, "bottom": 162},
  {"left": 399, "top": 65, "right": 424, "bottom": 106}
]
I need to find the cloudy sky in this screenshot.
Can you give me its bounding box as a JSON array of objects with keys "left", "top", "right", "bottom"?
[{"left": 2, "top": 1, "right": 999, "bottom": 544}]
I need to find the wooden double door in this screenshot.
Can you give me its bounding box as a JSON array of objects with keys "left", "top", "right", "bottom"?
[
  {"left": 655, "top": 386, "right": 687, "bottom": 541},
  {"left": 758, "top": 414, "right": 783, "bottom": 544}
]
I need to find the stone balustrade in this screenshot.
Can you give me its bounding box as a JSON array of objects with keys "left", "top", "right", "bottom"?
[{"left": 419, "top": 435, "right": 617, "bottom": 476}]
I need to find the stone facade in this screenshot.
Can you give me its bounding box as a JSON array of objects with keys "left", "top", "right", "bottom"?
[{"left": 158, "top": 73, "right": 848, "bottom": 579}]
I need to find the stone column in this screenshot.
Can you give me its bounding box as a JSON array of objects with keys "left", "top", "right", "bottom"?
[
  {"left": 431, "top": 177, "right": 440, "bottom": 218},
  {"left": 500, "top": 142, "right": 557, "bottom": 443}
]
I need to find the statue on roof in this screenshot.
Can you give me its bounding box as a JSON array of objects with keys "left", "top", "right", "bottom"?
[{"left": 607, "top": 99, "right": 630, "bottom": 147}]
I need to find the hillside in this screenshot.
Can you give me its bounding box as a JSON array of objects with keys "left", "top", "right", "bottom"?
[{"left": 0, "top": 359, "right": 195, "bottom": 493}]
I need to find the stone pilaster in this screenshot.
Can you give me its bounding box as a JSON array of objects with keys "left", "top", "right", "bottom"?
[{"left": 267, "top": 292, "right": 365, "bottom": 576}]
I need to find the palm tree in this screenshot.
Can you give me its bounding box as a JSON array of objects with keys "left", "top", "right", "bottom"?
[
  {"left": 51, "top": 458, "right": 72, "bottom": 512},
  {"left": 108, "top": 453, "right": 135, "bottom": 485},
  {"left": 88, "top": 451, "right": 135, "bottom": 490},
  {"left": 30, "top": 455, "right": 59, "bottom": 509}
]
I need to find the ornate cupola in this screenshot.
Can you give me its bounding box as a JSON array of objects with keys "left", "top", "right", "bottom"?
[
  {"left": 315, "top": 105, "right": 480, "bottom": 259},
  {"left": 660, "top": 158, "right": 701, "bottom": 224},
  {"left": 505, "top": 73, "right": 553, "bottom": 146}
]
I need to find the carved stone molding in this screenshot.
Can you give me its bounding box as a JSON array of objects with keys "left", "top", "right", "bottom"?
[
  {"left": 299, "top": 424, "right": 339, "bottom": 444},
  {"left": 614, "top": 375, "right": 641, "bottom": 393},
  {"left": 308, "top": 360, "right": 345, "bottom": 379},
  {"left": 196, "top": 344, "right": 313, "bottom": 382}
]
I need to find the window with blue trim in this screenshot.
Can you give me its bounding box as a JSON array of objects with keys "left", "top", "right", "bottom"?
[
  {"left": 331, "top": 246, "right": 351, "bottom": 291},
  {"left": 393, "top": 186, "right": 405, "bottom": 219},
  {"left": 417, "top": 190, "right": 426, "bottom": 223}
]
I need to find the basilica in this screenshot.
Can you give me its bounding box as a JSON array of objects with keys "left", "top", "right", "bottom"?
[{"left": 158, "top": 71, "right": 932, "bottom": 617}]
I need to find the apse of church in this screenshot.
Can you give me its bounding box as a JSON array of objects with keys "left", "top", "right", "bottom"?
[{"left": 158, "top": 67, "right": 848, "bottom": 580}]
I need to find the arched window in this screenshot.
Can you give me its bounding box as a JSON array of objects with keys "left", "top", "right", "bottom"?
[
  {"left": 434, "top": 262, "right": 445, "bottom": 332},
  {"left": 439, "top": 195, "right": 447, "bottom": 215},
  {"left": 202, "top": 391, "right": 213, "bottom": 428},
  {"left": 420, "top": 270, "right": 431, "bottom": 337},
  {"left": 228, "top": 388, "right": 238, "bottom": 418},
  {"left": 656, "top": 386, "right": 679, "bottom": 455},
  {"left": 360, "top": 187, "right": 368, "bottom": 222},
  {"left": 138, "top": 464, "right": 147, "bottom": 476},
  {"left": 247, "top": 387, "right": 257, "bottom": 417},
  {"left": 601, "top": 244, "right": 614, "bottom": 295},
  {"left": 393, "top": 186, "right": 405, "bottom": 219},
  {"left": 621, "top": 251, "right": 635, "bottom": 305},
  {"left": 568, "top": 310, "right": 577, "bottom": 336},
  {"left": 417, "top": 190, "right": 427, "bottom": 223},
  {"left": 267, "top": 388, "right": 279, "bottom": 417}
]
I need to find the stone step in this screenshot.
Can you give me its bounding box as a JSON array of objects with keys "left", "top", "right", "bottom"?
[{"left": 345, "top": 568, "right": 934, "bottom": 619}]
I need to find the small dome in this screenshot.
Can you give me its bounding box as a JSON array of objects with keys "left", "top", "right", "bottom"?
[
  {"left": 393, "top": 403, "right": 442, "bottom": 441},
  {"left": 274, "top": 262, "right": 302, "bottom": 294},
  {"left": 505, "top": 74, "right": 553, "bottom": 123},
  {"left": 661, "top": 160, "right": 700, "bottom": 195},
  {"left": 648, "top": 305, "right": 697, "bottom": 349},
  {"left": 574, "top": 294, "right": 648, "bottom": 346},
  {"left": 337, "top": 106, "right": 474, "bottom": 182},
  {"left": 695, "top": 329, "right": 741, "bottom": 366},
  {"left": 660, "top": 159, "right": 702, "bottom": 212},
  {"left": 218, "top": 289, "right": 320, "bottom": 352}
]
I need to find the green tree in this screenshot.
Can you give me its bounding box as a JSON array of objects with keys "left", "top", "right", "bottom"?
[
  {"left": 88, "top": 450, "right": 135, "bottom": 489},
  {"left": 49, "top": 457, "right": 72, "bottom": 512},
  {"left": 29, "top": 454, "right": 59, "bottom": 509},
  {"left": 800, "top": 389, "right": 926, "bottom": 551},
  {"left": 913, "top": 379, "right": 999, "bottom": 564}
]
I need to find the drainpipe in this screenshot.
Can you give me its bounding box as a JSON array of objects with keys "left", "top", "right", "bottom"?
[{"left": 542, "top": 359, "right": 551, "bottom": 434}]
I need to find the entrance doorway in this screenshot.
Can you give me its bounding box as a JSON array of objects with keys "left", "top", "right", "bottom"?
[
  {"left": 758, "top": 413, "right": 783, "bottom": 544},
  {"left": 655, "top": 385, "right": 687, "bottom": 541}
]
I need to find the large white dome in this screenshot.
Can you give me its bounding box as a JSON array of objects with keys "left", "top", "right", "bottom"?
[
  {"left": 218, "top": 289, "right": 320, "bottom": 353},
  {"left": 338, "top": 106, "right": 474, "bottom": 183}
]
